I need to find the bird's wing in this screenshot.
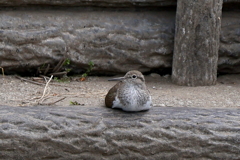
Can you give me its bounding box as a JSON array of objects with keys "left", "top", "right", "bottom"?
[{"left": 105, "top": 82, "right": 122, "bottom": 108}]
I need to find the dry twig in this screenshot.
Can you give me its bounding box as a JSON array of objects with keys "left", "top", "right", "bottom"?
[
  {"left": 44, "top": 64, "right": 50, "bottom": 75},
  {"left": 15, "top": 76, "right": 45, "bottom": 85},
  {"left": 38, "top": 75, "right": 53, "bottom": 104},
  {"left": 52, "top": 57, "right": 65, "bottom": 73},
  {"left": 48, "top": 71, "right": 67, "bottom": 77},
  {"left": 0, "top": 67, "right": 4, "bottom": 77},
  {"left": 45, "top": 97, "right": 66, "bottom": 105}
]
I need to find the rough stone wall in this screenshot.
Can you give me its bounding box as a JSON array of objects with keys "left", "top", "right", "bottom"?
[
  {"left": 0, "top": 0, "right": 238, "bottom": 7},
  {"left": 0, "top": 0, "right": 177, "bottom": 7},
  {"left": 0, "top": 8, "right": 175, "bottom": 74},
  {"left": 0, "top": 0, "right": 239, "bottom": 74},
  {"left": 219, "top": 12, "right": 240, "bottom": 73}
]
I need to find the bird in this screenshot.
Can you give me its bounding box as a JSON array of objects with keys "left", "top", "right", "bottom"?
[{"left": 105, "top": 70, "right": 152, "bottom": 112}]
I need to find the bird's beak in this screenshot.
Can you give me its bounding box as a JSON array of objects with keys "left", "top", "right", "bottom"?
[{"left": 108, "top": 77, "right": 125, "bottom": 81}]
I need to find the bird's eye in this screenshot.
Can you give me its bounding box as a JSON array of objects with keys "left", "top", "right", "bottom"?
[{"left": 132, "top": 75, "right": 137, "bottom": 79}]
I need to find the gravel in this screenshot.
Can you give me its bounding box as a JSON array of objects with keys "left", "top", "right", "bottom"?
[{"left": 0, "top": 74, "right": 240, "bottom": 108}]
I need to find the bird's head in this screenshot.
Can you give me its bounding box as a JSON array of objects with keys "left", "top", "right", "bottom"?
[{"left": 108, "top": 70, "right": 145, "bottom": 85}]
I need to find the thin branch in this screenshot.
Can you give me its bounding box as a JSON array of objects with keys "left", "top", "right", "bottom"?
[
  {"left": 15, "top": 76, "right": 45, "bottom": 85},
  {"left": 44, "top": 64, "right": 50, "bottom": 75},
  {"left": 48, "top": 71, "right": 67, "bottom": 77},
  {"left": 0, "top": 67, "right": 4, "bottom": 78},
  {"left": 45, "top": 97, "right": 66, "bottom": 105},
  {"left": 38, "top": 75, "right": 53, "bottom": 104},
  {"left": 52, "top": 57, "right": 65, "bottom": 73}
]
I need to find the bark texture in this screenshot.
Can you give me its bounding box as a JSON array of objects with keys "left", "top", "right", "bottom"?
[
  {"left": 172, "top": 0, "right": 223, "bottom": 86},
  {"left": 0, "top": 106, "right": 239, "bottom": 159}
]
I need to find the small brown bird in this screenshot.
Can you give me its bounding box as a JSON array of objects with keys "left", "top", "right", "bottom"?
[{"left": 105, "top": 70, "right": 152, "bottom": 112}]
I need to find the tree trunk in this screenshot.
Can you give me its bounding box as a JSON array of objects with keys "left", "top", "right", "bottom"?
[{"left": 172, "top": 0, "right": 223, "bottom": 86}]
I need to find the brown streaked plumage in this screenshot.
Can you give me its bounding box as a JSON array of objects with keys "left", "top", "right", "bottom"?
[
  {"left": 105, "top": 82, "right": 122, "bottom": 108},
  {"left": 105, "top": 70, "right": 152, "bottom": 112}
]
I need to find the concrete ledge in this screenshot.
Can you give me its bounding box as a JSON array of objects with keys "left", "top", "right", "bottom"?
[{"left": 0, "top": 105, "right": 239, "bottom": 159}]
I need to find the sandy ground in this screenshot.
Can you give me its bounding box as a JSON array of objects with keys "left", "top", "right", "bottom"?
[{"left": 0, "top": 73, "right": 240, "bottom": 108}]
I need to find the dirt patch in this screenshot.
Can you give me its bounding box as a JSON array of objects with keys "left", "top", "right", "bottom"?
[{"left": 0, "top": 74, "right": 240, "bottom": 108}]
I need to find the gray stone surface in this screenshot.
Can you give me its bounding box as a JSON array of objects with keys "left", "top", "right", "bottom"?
[
  {"left": 219, "top": 12, "right": 240, "bottom": 74},
  {"left": 0, "top": 0, "right": 177, "bottom": 7},
  {"left": 0, "top": 7, "right": 240, "bottom": 74},
  {"left": 0, "top": 8, "right": 175, "bottom": 74},
  {"left": 0, "top": 105, "right": 239, "bottom": 159},
  {"left": 223, "top": 0, "right": 240, "bottom": 3},
  {"left": 0, "top": 0, "right": 238, "bottom": 7}
]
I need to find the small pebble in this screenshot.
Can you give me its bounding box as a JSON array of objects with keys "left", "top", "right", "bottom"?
[
  {"left": 163, "top": 74, "right": 170, "bottom": 78},
  {"left": 159, "top": 104, "right": 166, "bottom": 107},
  {"left": 150, "top": 73, "right": 161, "bottom": 78},
  {"left": 179, "top": 101, "right": 184, "bottom": 105}
]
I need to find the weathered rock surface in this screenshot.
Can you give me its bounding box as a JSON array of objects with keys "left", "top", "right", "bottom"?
[
  {"left": 0, "top": 6, "right": 240, "bottom": 74},
  {"left": 0, "top": 0, "right": 238, "bottom": 7},
  {"left": 0, "top": 8, "right": 175, "bottom": 74},
  {"left": 0, "top": 105, "right": 239, "bottom": 159},
  {"left": 0, "top": 0, "right": 177, "bottom": 7},
  {"left": 218, "top": 12, "right": 240, "bottom": 74}
]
